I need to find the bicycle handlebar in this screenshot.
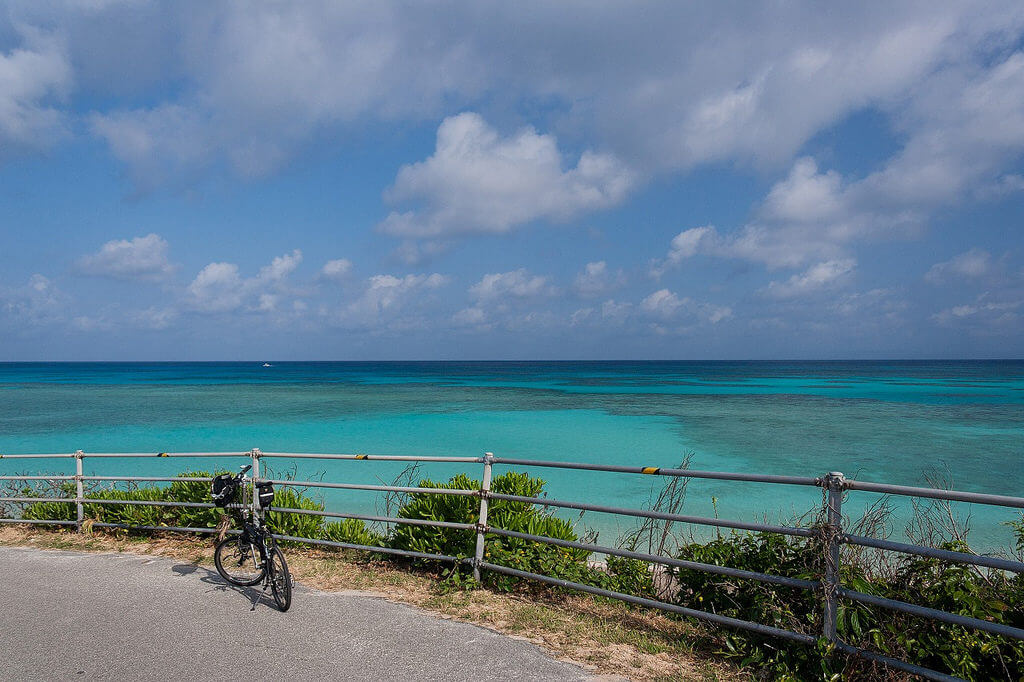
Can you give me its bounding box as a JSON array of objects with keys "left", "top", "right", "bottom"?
[{"left": 239, "top": 464, "right": 252, "bottom": 476}]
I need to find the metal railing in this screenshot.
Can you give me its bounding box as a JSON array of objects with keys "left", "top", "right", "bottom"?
[{"left": 1, "top": 448, "right": 1022, "bottom": 681}]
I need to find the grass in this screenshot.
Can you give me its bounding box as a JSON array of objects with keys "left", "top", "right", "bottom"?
[{"left": 0, "top": 524, "right": 743, "bottom": 682}]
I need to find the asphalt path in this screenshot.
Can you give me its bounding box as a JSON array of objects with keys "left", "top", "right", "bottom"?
[{"left": 0, "top": 546, "right": 597, "bottom": 681}]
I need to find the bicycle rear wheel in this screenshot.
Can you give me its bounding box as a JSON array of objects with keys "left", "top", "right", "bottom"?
[
  {"left": 214, "top": 536, "right": 266, "bottom": 586},
  {"left": 269, "top": 547, "right": 292, "bottom": 612}
]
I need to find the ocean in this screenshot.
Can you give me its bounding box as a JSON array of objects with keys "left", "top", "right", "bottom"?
[{"left": 1, "top": 361, "right": 1022, "bottom": 550}]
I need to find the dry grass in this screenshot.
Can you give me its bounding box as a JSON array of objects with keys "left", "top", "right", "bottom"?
[{"left": 0, "top": 525, "right": 744, "bottom": 682}]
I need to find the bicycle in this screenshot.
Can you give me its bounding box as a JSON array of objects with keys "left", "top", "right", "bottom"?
[{"left": 210, "top": 464, "right": 292, "bottom": 611}]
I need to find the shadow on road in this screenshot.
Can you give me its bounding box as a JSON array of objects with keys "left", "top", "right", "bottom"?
[{"left": 170, "top": 561, "right": 283, "bottom": 611}]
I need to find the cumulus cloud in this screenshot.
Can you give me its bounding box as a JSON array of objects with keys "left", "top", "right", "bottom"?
[
  {"left": 334, "top": 272, "right": 449, "bottom": 330},
  {"left": 187, "top": 262, "right": 244, "bottom": 313},
  {"left": 320, "top": 258, "right": 352, "bottom": 280},
  {"left": 77, "top": 233, "right": 175, "bottom": 281},
  {"left": 640, "top": 289, "right": 732, "bottom": 324},
  {"left": 0, "top": 28, "right": 70, "bottom": 157},
  {"left": 258, "top": 249, "right": 302, "bottom": 281},
  {"left": 763, "top": 259, "right": 856, "bottom": 299},
  {"left": 1, "top": 2, "right": 1021, "bottom": 201},
  {"left": 574, "top": 261, "right": 625, "bottom": 297},
  {"left": 925, "top": 249, "right": 993, "bottom": 284},
  {"left": 469, "top": 269, "right": 556, "bottom": 303},
  {"left": 89, "top": 105, "right": 213, "bottom": 190},
  {"left": 379, "top": 113, "right": 635, "bottom": 240},
  {"left": 653, "top": 157, "right": 921, "bottom": 271},
  {"left": 185, "top": 249, "right": 303, "bottom": 313},
  {"left": 0, "top": 274, "right": 66, "bottom": 326},
  {"left": 933, "top": 295, "right": 1022, "bottom": 328}
]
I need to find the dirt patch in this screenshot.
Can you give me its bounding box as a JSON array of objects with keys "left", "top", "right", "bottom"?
[{"left": 0, "top": 525, "right": 744, "bottom": 681}]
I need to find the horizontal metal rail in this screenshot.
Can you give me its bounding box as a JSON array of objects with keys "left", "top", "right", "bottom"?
[
  {"left": 487, "top": 492, "right": 817, "bottom": 538},
  {"left": 0, "top": 518, "right": 77, "bottom": 526},
  {"left": 842, "top": 533, "right": 1024, "bottom": 573},
  {"left": 487, "top": 527, "right": 818, "bottom": 590},
  {"left": 0, "top": 496, "right": 73, "bottom": 504},
  {"left": 270, "top": 533, "right": 465, "bottom": 564},
  {"left": 492, "top": 457, "right": 821, "bottom": 486},
  {"left": 92, "top": 523, "right": 236, "bottom": 535},
  {"left": 85, "top": 499, "right": 216, "bottom": 510},
  {"left": 265, "top": 478, "right": 478, "bottom": 497},
  {"left": 260, "top": 452, "right": 485, "bottom": 463},
  {"left": 267, "top": 506, "right": 476, "bottom": 531},
  {"left": 481, "top": 562, "right": 817, "bottom": 645},
  {"left": 0, "top": 475, "right": 76, "bottom": 481},
  {"left": 834, "top": 642, "right": 962, "bottom": 682},
  {"left": 78, "top": 452, "right": 249, "bottom": 458},
  {"left": 81, "top": 476, "right": 214, "bottom": 483},
  {"left": 0, "top": 453, "right": 76, "bottom": 459},
  {"left": 838, "top": 587, "right": 1024, "bottom": 640},
  {"left": 843, "top": 479, "right": 1024, "bottom": 508}
]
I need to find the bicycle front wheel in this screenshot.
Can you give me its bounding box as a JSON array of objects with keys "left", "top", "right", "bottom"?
[
  {"left": 214, "top": 536, "right": 266, "bottom": 586},
  {"left": 269, "top": 547, "right": 292, "bottom": 612}
]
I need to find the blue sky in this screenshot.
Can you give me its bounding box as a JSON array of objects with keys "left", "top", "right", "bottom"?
[{"left": 1, "top": 1, "right": 1023, "bottom": 360}]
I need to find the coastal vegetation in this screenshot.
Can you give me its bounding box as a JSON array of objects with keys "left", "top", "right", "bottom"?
[{"left": 4, "top": 470, "right": 1022, "bottom": 681}]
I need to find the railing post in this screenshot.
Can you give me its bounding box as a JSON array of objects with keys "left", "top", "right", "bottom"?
[
  {"left": 822, "top": 471, "right": 845, "bottom": 643},
  {"left": 473, "top": 452, "right": 494, "bottom": 582},
  {"left": 251, "top": 448, "right": 261, "bottom": 516},
  {"left": 75, "top": 450, "right": 84, "bottom": 532}
]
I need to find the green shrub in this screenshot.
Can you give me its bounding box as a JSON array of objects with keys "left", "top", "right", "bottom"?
[
  {"left": 388, "top": 470, "right": 603, "bottom": 591},
  {"left": 668, "top": 531, "right": 1024, "bottom": 680},
  {"left": 165, "top": 471, "right": 225, "bottom": 529},
  {"left": 20, "top": 481, "right": 77, "bottom": 522},
  {"left": 321, "top": 518, "right": 384, "bottom": 547},
  {"left": 264, "top": 485, "right": 325, "bottom": 541}
]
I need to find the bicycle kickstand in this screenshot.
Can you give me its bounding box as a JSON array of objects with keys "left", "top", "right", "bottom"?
[{"left": 251, "top": 574, "right": 271, "bottom": 611}]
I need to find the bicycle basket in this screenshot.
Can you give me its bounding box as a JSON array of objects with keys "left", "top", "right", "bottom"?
[
  {"left": 211, "top": 474, "right": 238, "bottom": 507},
  {"left": 256, "top": 481, "right": 275, "bottom": 509}
]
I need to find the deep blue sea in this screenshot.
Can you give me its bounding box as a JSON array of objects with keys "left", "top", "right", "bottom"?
[{"left": 1, "top": 361, "right": 1022, "bottom": 549}]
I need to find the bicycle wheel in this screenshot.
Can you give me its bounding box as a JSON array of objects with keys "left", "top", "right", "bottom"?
[
  {"left": 268, "top": 547, "right": 292, "bottom": 612},
  {"left": 214, "top": 535, "right": 266, "bottom": 586}
]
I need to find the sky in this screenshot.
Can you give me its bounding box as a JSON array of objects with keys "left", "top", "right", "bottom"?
[{"left": 1, "top": 1, "right": 1023, "bottom": 361}]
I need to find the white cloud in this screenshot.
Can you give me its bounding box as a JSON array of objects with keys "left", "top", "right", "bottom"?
[
  {"left": 452, "top": 306, "right": 486, "bottom": 326},
  {"left": 131, "top": 306, "right": 178, "bottom": 330},
  {"left": 764, "top": 259, "right": 856, "bottom": 299},
  {"left": 0, "top": 274, "right": 66, "bottom": 326},
  {"left": 933, "top": 295, "right": 1022, "bottom": 328},
  {"left": 573, "top": 261, "right": 625, "bottom": 297},
  {"left": 185, "top": 250, "right": 303, "bottom": 313},
  {"left": 469, "top": 268, "right": 555, "bottom": 303},
  {"left": 336, "top": 272, "right": 449, "bottom": 329},
  {"left": 641, "top": 289, "right": 686, "bottom": 318},
  {"left": 639, "top": 288, "right": 732, "bottom": 324},
  {"left": 77, "top": 233, "right": 175, "bottom": 281},
  {"left": 258, "top": 249, "right": 302, "bottom": 281},
  {"left": 378, "top": 112, "right": 635, "bottom": 239},
  {"left": 89, "top": 105, "right": 212, "bottom": 190},
  {"left": 600, "top": 299, "right": 633, "bottom": 325},
  {"left": 925, "top": 249, "right": 993, "bottom": 284},
  {"left": 0, "top": 28, "right": 70, "bottom": 157},
  {"left": 187, "top": 262, "right": 244, "bottom": 313},
  {"left": 829, "top": 288, "right": 908, "bottom": 323},
  {"left": 3, "top": 2, "right": 1021, "bottom": 201},
  {"left": 321, "top": 258, "right": 352, "bottom": 280}
]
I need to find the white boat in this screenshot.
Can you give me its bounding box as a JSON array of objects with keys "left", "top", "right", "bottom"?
[{"left": 262, "top": 362, "right": 272, "bottom": 367}]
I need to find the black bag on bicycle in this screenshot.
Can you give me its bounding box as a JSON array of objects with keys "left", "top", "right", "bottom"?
[
  {"left": 211, "top": 474, "right": 238, "bottom": 507},
  {"left": 256, "top": 481, "right": 275, "bottom": 509}
]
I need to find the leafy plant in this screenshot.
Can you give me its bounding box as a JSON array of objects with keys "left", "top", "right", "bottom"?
[{"left": 321, "top": 518, "right": 383, "bottom": 547}]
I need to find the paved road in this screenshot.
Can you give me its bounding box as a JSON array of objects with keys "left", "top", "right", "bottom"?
[{"left": 0, "top": 546, "right": 596, "bottom": 681}]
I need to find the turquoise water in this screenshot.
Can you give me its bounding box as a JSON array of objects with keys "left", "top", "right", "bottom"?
[{"left": 1, "top": 361, "right": 1021, "bottom": 549}]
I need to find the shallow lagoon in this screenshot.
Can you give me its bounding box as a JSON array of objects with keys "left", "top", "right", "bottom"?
[{"left": 1, "top": 361, "right": 1021, "bottom": 549}]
